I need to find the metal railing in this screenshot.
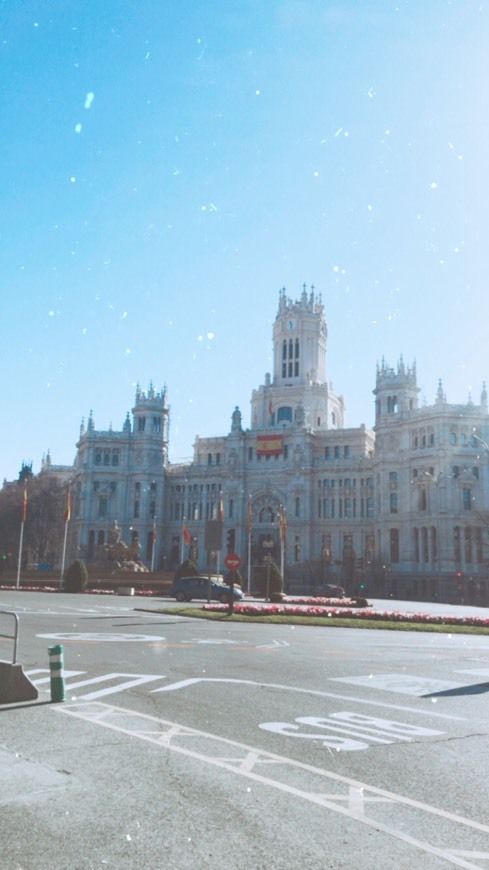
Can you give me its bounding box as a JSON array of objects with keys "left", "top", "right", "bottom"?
[{"left": 0, "top": 610, "right": 19, "bottom": 664}]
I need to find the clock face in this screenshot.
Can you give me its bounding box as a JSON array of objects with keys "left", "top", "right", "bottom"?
[{"left": 287, "top": 319, "right": 296, "bottom": 331}]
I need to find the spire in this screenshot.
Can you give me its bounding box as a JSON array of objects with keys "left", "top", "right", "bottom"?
[
  {"left": 436, "top": 379, "right": 445, "bottom": 404},
  {"left": 481, "top": 381, "right": 488, "bottom": 409}
]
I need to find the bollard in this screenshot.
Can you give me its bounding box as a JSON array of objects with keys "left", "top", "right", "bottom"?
[{"left": 48, "top": 644, "right": 65, "bottom": 702}]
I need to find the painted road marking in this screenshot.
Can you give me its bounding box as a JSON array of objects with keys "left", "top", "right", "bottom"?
[
  {"left": 150, "top": 677, "right": 464, "bottom": 720},
  {"left": 55, "top": 701, "right": 489, "bottom": 868},
  {"left": 330, "top": 673, "right": 461, "bottom": 696},
  {"left": 36, "top": 632, "right": 164, "bottom": 643},
  {"left": 27, "top": 670, "right": 165, "bottom": 700},
  {"left": 259, "top": 713, "right": 444, "bottom": 751}
]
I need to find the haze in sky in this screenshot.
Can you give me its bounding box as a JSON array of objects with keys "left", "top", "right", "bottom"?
[{"left": 1, "top": 0, "right": 487, "bottom": 483}]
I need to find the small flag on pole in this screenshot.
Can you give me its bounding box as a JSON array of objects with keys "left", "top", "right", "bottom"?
[
  {"left": 247, "top": 496, "right": 253, "bottom": 535},
  {"left": 152, "top": 517, "right": 157, "bottom": 544},
  {"left": 183, "top": 522, "right": 191, "bottom": 546},
  {"left": 64, "top": 487, "right": 71, "bottom": 523},
  {"left": 218, "top": 495, "right": 224, "bottom": 522},
  {"left": 279, "top": 506, "right": 287, "bottom": 544},
  {"left": 21, "top": 486, "right": 27, "bottom": 523}
]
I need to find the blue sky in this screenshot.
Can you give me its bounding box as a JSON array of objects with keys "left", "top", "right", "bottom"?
[{"left": 1, "top": 0, "right": 487, "bottom": 482}]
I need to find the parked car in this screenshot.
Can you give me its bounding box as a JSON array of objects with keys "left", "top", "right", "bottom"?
[
  {"left": 171, "top": 576, "right": 244, "bottom": 603},
  {"left": 311, "top": 583, "right": 345, "bottom": 598}
]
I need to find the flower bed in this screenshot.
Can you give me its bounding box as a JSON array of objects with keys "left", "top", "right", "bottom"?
[{"left": 201, "top": 601, "right": 489, "bottom": 628}]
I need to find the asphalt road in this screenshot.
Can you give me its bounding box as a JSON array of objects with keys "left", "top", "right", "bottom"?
[{"left": 1, "top": 591, "right": 489, "bottom": 869}]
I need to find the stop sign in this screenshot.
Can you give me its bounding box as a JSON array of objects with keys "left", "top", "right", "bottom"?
[{"left": 224, "top": 552, "right": 241, "bottom": 570}]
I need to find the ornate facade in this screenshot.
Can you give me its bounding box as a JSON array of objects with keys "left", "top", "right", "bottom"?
[{"left": 66, "top": 287, "right": 489, "bottom": 602}]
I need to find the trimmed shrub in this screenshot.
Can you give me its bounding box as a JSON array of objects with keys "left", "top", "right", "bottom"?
[
  {"left": 254, "top": 560, "right": 284, "bottom": 597},
  {"left": 173, "top": 559, "right": 199, "bottom": 581},
  {"left": 270, "top": 591, "right": 286, "bottom": 603},
  {"left": 64, "top": 559, "right": 88, "bottom": 593},
  {"left": 349, "top": 596, "right": 370, "bottom": 608}
]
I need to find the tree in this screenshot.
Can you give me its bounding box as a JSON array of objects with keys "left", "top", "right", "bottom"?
[
  {"left": 64, "top": 559, "right": 88, "bottom": 593},
  {"left": 254, "top": 559, "right": 283, "bottom": 597},
  {"left": 0, "top": 474, "right": 66, "bottom": 569}
]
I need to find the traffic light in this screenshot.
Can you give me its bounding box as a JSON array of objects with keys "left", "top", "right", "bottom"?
[{"left": 226, "top": 528, "right": 236, "bottom": 553}]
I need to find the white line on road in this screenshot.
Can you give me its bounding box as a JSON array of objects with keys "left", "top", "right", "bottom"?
[
  {"left": 150, "top": 676, "right": 465, "bottom": 720},
  {"left": 55, "top": 701, "right": 489, "bottom": 869}
]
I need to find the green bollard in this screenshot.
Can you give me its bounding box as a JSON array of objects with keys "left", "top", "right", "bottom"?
[{"left": 48, "top": 644, "right": 65, "bottom": 702}]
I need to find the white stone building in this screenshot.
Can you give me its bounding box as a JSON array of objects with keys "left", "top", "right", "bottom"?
[{"left": 65, "top": 287, "right": 489, "bottom": 603}]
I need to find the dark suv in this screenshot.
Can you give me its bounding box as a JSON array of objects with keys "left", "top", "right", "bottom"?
[{"left": 171, "top": 576, "right": 244, "bottom": 603}]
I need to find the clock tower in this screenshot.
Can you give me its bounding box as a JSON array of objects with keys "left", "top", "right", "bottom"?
[{"left": 251, "top": 285, "right": 345, "bottom": 431}]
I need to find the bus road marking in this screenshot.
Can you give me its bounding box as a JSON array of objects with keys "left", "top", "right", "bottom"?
[{"left": 55, "top": 701, "right": 489, "bottom": 869}]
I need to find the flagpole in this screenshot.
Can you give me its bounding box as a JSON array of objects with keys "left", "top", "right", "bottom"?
[
  {"left": 60, "top": 522, "right": 69, "bottom": 590},
  {"left": 247, "top": 527, "right": 251, "bottom": 595},
  {"left": 16, "top": 486, "right": 27, "bottom": 589},
  {"left": 60, "top": 485, "right": 71, "bottom": 590},
  {"left": 247, "top": 495, "right": 252, "bottom": 595},
  {"left": 16, "top": 522, "right": 25, "bottom": 589},
  {"left": 151, "top": 517, "right": 157, "bottom": 572}
]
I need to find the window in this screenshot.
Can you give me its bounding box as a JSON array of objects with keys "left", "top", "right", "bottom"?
[
  {"left": 277, "top": 406, "right": 293, "bottom": 423},
  {"left": 295, "top": 496, "right": 300, "bottom": 517},
  {"left": 390, "top": 492, "right": 398, "bottom": 513},
  {"left": 419, "top": 487, "right": 427, "bottom": 511},
  {"left": 95, "top": 451, "right": 102, "bottom": 465},
  {"left": 98, "top": 496, "right": 108, "bottom": 518},
  {"left": 452, "top": 465, "right": 459, "bottom": 478},
  {"left": 248, "top": 447, "right": 253, "bottom": 461},
  {"left": 462, "top": 487, "right": 472, "bottom": 510},
  {"left": 453, "top": 526, "right": 461, "bottom": 562},
  {"left": 134, "top": 500, "right": 140, "bottom": 518},
  {"left": 390, "top": 528, "right": 399, "bottom": 562},
  {"left": 472, "top": 467, "right": 479, "bottom": 479},
  {"left": 334, "top": 445, "right": 340, "bottom": 459},
  {"left": 344, "top": 445, "right": 350, "bottom": 459},
  {"left": 389, "top": 471, "right": 398, "bottom": 482},
  {"left": 149, "top": 500, "right": 155, "bottom": 519},
  {"left": 216, "top": 452, "right": 221, "bottom": 465},
  {"left": 112, "top": 450, "right": 119, "bottom": 466},
  {"left": 325, "top": 446, "right": 330, "bottom": 459},
  {"left": 138, "top": 416, "right": 146, "bottom": 432},
  {"left": 93, "top": 481, "right": 99, "bottom": 491},
  {"left": 110, "top": 481, "right": 117, "bottom": 494},
  {"left": 450, "top": 432, "right": 457, "bottom": 445}
]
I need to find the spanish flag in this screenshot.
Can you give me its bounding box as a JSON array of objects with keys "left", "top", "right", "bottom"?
[
  {"left": 218, "top": 495, "right": 224, "bottom": 522},
  {"left": 256, "top": 434, "right": 283, "bottom": 456},
  {"left": 183, "top": 522, "right": 191, "bottom": 546}
]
